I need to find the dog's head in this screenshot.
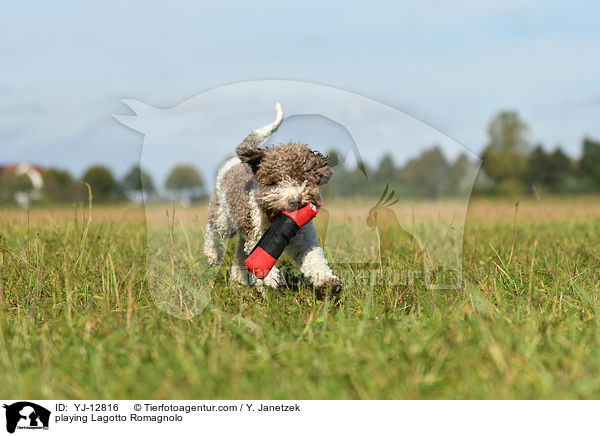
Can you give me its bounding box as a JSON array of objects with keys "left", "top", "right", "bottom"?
[{"left": 237, "top": 141, "right": 332, "bottom": 218}]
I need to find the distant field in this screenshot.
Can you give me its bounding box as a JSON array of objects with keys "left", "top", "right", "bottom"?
[{"left": 1, "top": 196, "right": 599, "bottom": 399}]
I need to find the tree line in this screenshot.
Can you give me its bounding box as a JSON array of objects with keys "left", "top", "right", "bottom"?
[
  {"left": 0, "top": 164, "right": 205, "bottom": 205},
  {"left": 1, "top": 110, "right": 599, "bottom": 205},
  {"left": 325, "top": 111, "right": 600, "bottom": 197}
]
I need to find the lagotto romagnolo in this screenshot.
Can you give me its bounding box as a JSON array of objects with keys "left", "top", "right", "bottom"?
[{"left": 203, "top": 103, "right": 343, "bottom": 295}]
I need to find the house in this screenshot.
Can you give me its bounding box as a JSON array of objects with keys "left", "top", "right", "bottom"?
[{"left": 0, "top": 162, "right": 45, "bottom": 207}]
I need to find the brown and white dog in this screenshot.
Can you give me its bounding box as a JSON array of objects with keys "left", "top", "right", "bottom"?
[{"left": 203, "top": 103, "right": 343, "bottom": 295}]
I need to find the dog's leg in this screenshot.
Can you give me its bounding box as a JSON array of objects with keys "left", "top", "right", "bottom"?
[
  {"left": 203, "top": 223, "right": 223, "bottom": 266},
  {"left": 286, "top": 221, "right": 343, "bottom": 295},
  {"left": 204, "top": 187, "right": 230, "bottom": 266},
  {"left": 231, "top": 236, "right": 251, "bottom": 285}
]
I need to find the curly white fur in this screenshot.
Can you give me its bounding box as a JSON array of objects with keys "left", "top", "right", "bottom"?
[
  {"left": 204, "top": 103, "right": 341, "bottom": 293},
  {"left": 260, "top": 179, "right": 311, "bottom": 211}
]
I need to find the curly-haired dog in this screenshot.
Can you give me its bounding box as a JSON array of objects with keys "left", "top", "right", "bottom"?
[{"left": 204, "top": 103, "right": 343, "bottom": 295}]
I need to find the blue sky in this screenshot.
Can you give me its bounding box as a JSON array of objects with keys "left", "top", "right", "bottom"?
[{"left": 1, "top": 0, "right": 599, "bottom": 184}]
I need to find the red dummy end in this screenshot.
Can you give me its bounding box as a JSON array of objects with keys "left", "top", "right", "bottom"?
[
  {"left": 244, "top": 246, "right": 276, "bottom": 279},
  {"left": 281, "top": 202, "right": 321, "bottom": 227}
]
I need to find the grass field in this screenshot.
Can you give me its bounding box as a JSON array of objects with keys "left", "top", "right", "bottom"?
[{"left": 1, "top": 196, "right": 599, "bottom": 399}]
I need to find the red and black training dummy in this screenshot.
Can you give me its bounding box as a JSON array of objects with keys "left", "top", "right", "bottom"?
[{"left": 244, "top": 202, "right": 321, "bottom": 279}]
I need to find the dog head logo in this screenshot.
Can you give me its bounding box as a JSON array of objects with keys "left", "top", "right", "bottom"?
[{"left": 3, "top": 402, "right": 50, "bottom": 434}]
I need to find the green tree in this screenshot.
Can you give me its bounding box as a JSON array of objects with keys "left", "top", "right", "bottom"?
[
  {"left": 481, "top": 111, "right": 530, "bottom": 194},
  {"left": 10, "top": 173, "right": 33, "bottom": 192},
  {"left": 337, "top": 166, "right": 371, "bottom": 196},
  {"left": 527, "top": 145, "right": 575, "bottom": 192},
  {"left": 374, "top": 153, "right": 397, "bottom": 183},
  {"left": 525, "top": 145, "right": 547, "bottom": 187},
  {"left": 323, "top": 148, "right": 373, "bottom": 197},
  {"left": 122, "top": 165, "right": 155, "bottom": 197},
  {"left": 447, "top": 153, "right": 475, "bottom": 195},
  {"left": 165, "top": 165, "right": 204, "bottom": 196},
  {"left": 546, "top": 147, "right": 572, "bottom": 191},
  {"left": 399, "top": 146, "right": 449, "bottom": 197},
  {"left": 579, "top": 137, "right": 600, "bottom": 189},
  {"left": 0, "top": 173, "right": 34, "bottom": 205},
  {"left": 42, "top": 168, "right": 77, "bottom": 202},
  {"left": 81, "top": 166, "right": 121, "bottom": 202}
]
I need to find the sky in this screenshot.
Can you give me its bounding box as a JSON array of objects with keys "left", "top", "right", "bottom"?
[{"left": 1, "top": 0, "right": 599, "bottom": 186}]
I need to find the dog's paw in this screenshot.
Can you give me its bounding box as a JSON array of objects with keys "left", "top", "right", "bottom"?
[
  {"left": 315, "top": 276, "right": 344, "bottom": 300},
  {"left": 262, "top": 275, "right": 280, "bottom": 289},
  {"left": 251, "top": 266, "right": 281, "bottom": 289},
  {"left": 230, "top": 264, "right": 250, "bottom": 285}
]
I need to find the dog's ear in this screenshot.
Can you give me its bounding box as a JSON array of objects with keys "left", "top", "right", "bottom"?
[
  {"left": 317, "top": 166, "right": 333, "bottom": 185},
  {"left": 310, "top": 151, "right": 333, "bottom": 185},
  {"left": 237, "top": 144, "right": 264, "bottom": 173}
]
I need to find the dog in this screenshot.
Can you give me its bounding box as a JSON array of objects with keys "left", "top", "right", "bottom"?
[{"left": 203, "top": 103, "right": 343, "bottom": 295}]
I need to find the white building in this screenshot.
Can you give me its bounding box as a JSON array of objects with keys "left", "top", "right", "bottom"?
[{"left": 0, "top": 162, "right": 44, "bottom": 207}]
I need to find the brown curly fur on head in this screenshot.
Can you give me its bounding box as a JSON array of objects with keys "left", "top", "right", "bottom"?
[{"left": 237, "top": 141, "right": 333, "bottom": 218}]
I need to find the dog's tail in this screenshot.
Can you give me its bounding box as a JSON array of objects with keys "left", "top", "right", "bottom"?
[
  {"left": 253, "top": 102, "right": 283, "bottom": 140},
  {"left": 237, "top": 103, "right": 284, "bottom": 153}
]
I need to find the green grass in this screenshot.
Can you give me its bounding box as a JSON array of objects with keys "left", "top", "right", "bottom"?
[{"left": 1, "top": 199, "right": 599, "bottom": 399}]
